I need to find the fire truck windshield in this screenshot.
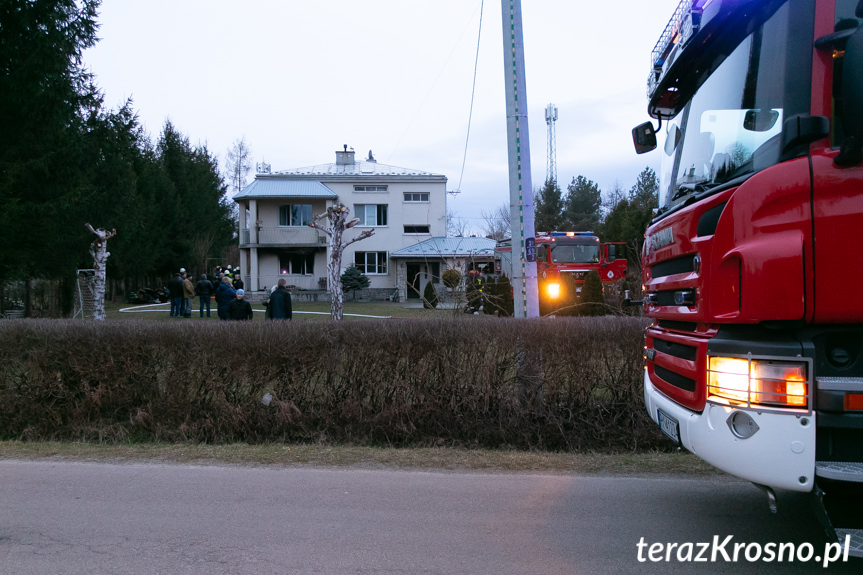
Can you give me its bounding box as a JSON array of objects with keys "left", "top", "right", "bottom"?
[
  {"left": 551, "top": 245, "right": 599, "bottom": 264},
  {"left": 658, "top": 4, "right": 790, "bottom": 210}
]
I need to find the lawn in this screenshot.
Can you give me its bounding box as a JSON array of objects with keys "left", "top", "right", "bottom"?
[{"left": 107, "top": 298, "right": 464, "bottom": 322}]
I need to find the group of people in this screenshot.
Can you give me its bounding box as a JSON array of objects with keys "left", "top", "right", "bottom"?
[
  {"left": 167, "top": 268, "right": 198, "bottom": 318},
  {"left": 169, "top": 265, "right": 292, "bottom": 322}
]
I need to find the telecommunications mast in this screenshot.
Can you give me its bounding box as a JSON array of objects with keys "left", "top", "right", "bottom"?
[{"left": 545, "top": 103, "right": 558, "bottom": 184}]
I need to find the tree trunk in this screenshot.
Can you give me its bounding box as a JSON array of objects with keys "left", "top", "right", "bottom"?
[
  {"left": 329, "top": 222, "right": 345, "bottom": 321},
  {"left": 86, "top": 224, "right": 117, "bottom": 321},
  {"left": 310, "top": 204, "right": 374, "bottom": 321}
]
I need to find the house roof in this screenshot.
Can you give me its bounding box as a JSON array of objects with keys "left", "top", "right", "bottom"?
[
  {"left": 389, "top": 237, "right": 496, "bottom": 258},
  {"left": 274, "top": 160, "right": 446, "bottom": 179},
  {"left": 233, "top": 179, "right": 337, "bottom": 200}
]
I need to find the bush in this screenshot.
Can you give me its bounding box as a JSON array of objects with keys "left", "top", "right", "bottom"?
[
  {"left": 341, "top": 265, "right": 370, "bottom": 300},
  {"left": 422, "top": 281, "right": 438, "bottom": 309},
  {"left": 579, "top": 270, "right": 606, "bottom": 316},
  {"left": 0, "top": 317, "right": 665, "bottom": 451},
  {"left": 483, "top": 275, "right": 513, "bottom": 316},
  {"left": 442, "top": 269, "right": 461, "bottom": 291}
]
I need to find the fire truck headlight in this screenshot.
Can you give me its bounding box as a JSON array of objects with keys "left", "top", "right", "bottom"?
[
  {"left": 708, "top": 357, "right": 809, "bottom": 409},
  {"left": 546, "top": 282, "right": 561, "bottom": 299}
]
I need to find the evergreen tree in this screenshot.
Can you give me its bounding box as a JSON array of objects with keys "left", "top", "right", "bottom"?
[
  {"left": 564, "top": 176, "right": 602, "bottom": 231},
  {"left": 579, "top": 269, "right": 606, "bottom": 316},
  {"left": 341, "top": 265, "right": 370, "bottom": 300},
  {"left": 423, "top": 280, "right": 438, "bottom": 309},
  {"left": 155, "top": 120, "right": 235, "bottom": 275},
  {"left": 599, "top": 166, "right": 658, "bottom": 263},
  {"left": 534, "top": 178, "right": 564, "bottom": 232},
  {"left": 0, "top": 0, "right": 102, "bottom": 282}
]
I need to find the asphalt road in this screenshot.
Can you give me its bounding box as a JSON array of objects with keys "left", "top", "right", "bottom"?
[{"left": 0, "top": 460, "right": 858, "bottom": 574}]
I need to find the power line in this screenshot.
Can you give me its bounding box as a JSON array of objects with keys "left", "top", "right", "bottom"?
[{"left": 452, "top": 0, "right": 484, "bottom": 197}]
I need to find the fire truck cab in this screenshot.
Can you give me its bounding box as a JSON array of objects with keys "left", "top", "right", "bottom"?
[
  {"left": 633, "top": 0, "right": 863, "bottom": 555},
  {"left": 496, "top": 232, "right": 627, "bottom": 315}
]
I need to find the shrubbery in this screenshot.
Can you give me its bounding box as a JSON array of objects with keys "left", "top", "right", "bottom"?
[
  {"left": 422, "top": 281, "right": 438, "bottom": 309},
  {"left": 579, "top": 270, "right": 606, "bottom": 316},
  {"left": 0, "top": 317, "right": 666, "bottom": 451}
]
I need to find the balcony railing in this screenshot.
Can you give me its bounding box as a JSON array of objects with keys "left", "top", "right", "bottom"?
[
  {"left": 240, "top": 226, "right": 326, "bottom": 247},
  {"left": 256, "top": 275, "right": 328, "bottom": 292}
]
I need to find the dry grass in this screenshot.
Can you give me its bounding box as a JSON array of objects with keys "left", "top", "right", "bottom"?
[{"left": 0, "top": 440, "right": 729, "bottom": 477}]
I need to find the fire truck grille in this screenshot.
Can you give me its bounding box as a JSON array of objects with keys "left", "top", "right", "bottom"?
[
  {"left": 653, "top": 291, "right": 680, "bottom": 306},
  {"left": 651, "top": 256, "right": 695, "bottom": 278},
  {"left": 654, "top": 365, "right": 697, "bottom": 392},
  {"left": 562, "top": 271, "right": 589, "bottom": 282},
  {"left": 653, "top": 339, "right": 697, "bottom": 361}
]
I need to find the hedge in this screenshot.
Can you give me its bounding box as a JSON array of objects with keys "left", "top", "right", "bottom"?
[{"left": 0, "top": 317, "right": 669, "bottom": 451}]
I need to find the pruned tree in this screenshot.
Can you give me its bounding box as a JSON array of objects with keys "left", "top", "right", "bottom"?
[
  {"left": 85, "top": 223, "right": 116, "bottom": 321},
  {"left": 310, "top": 203, "right": 374, "bottom": 320}
]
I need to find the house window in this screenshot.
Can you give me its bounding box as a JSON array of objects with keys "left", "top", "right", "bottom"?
[
  {"left": 279, "top": 251, "right": 315, "bottom": 275},
  {"left": 279, "top": 204, "right": 313, "bottom": 226},
  {"left": 404, "top": 192, "right": 429, "bottom": 202},
  {"left": 354, "top": 185, "right": 388, "bottom": 192},
  {"left": 404, "top": 225, "right": 430, "bottom": 234},
  {"left": 355, "top": 251, "right": 388, "bottom": 274},
  {"left": 354, "top": 204, "right": 388, "bottom": 226}
]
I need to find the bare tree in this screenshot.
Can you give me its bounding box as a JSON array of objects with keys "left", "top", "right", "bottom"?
[
  {"left": 446, "top": 208, "right": 471, "bottom": 237},
  {"left": 85, "top": 223, "right": 117, "bottom": 321},
  {"left": 224, "top": 136, "right": 252, "bottom": 195},
  {"left": 480, "top": 202, "right": 511, "bottom": 240},
  {"left": 601, "top": 181, "right": 627, "bottom": 218},
  {"left": 309, "top": 204, "right": 374, "bottom": 320}
]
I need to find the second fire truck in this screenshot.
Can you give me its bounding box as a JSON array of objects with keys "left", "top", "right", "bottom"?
[{"left": 495, "top": 232, "right": 627, "bottom": 315}]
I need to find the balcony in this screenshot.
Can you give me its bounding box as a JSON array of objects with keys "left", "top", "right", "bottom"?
[{"left": 240, "top": 226, "right": 327, "bottom": 247}]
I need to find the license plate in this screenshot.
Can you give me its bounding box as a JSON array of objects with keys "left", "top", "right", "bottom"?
[{"left": 658, "top": 409, "right": 680, "bottom": 445}]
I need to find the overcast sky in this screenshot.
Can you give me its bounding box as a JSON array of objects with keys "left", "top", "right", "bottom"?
[{"left": 84, "top": 0, "right": 680, "bottom": 232}]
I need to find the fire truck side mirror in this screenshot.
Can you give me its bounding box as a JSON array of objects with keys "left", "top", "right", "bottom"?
[
  {"left": 837, "top": 17, "right": 863, "bottom": 166},
  {"left": 632, "top": 122, "right": 658, "bottom": 154}
]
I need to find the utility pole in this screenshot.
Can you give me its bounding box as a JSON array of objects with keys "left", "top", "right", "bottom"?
[{"left": 501, "top": 0, "right": 538, "bottom": 318}]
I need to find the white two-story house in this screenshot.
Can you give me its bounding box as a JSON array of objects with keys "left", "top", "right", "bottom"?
[{"left": 234, "top": 146, "right": 449, "bottom": 300}]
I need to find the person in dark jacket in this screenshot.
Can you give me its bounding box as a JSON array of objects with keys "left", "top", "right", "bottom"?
[
  {"left": 232, "top": 274, "right": 244, "bottom": 291},
  {"left": 266, "top": 278, "right": 293, "bottom": 320},
  {"left": 195, "top": 274, "right": 214, "bottom": 318},
  {"left": 168, "top": 272, "right": 184, "bottom": 318},
  {"left": 215, "top": 276, "right": 236, "bottom": 321},
  {"left": 228, "top": 289, "right": 253, "bottom": 321}
]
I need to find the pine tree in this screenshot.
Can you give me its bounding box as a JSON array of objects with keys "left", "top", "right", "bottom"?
[
  {"left": 534, "top": 178, "right": 564, "bottom": 232},
  {"left": 423, "top": 280, "right": 438, "bottom": 309},
  {"left": 579, "top": 270, "right": 606, "bottom": 316},
  {"left": 341, "top": 265, "right": 370, "bottom": 300},
  {"left": 0, "top": 0, "right": 102, "bottom": 282},
  {"left": 564, "top": 176, "right": 602, "bottom": 231}
]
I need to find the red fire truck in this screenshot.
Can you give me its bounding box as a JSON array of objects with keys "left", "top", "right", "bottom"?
[
  {"left": 495, "top": 232, "right": 627, "bottom": 315},
  {"left": 632, "top": 0, "right": 863, "bottom": 554}
]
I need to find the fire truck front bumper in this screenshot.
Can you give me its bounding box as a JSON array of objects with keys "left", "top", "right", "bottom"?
[{"left": 644, "top": 370, "right": 816, "bottom": 492}]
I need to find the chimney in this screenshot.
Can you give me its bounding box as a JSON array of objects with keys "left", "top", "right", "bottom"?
[{"left": 336, "top": 144, "right": 355, "bottom": 165}]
